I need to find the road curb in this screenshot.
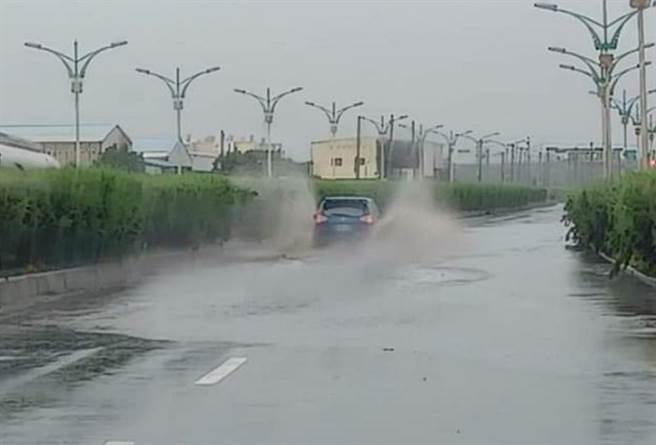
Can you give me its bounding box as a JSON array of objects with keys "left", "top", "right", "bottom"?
[{"left": 597, "top": 251, "right": 656, "bottom": 288}]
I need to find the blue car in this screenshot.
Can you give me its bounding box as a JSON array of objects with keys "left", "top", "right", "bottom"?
[{"left": 313, "top": 196, "right": 381, "bottom": 247}]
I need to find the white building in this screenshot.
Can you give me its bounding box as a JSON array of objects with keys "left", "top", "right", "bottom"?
[
  {"left": 311, "top": 137, "right": 380, "bottom": 179},
  {"left": 0, "top": 124, "right": 132, "bottom": 167},
  {"left": 311, "top": 137, "right": 445, "bottom": 180}
]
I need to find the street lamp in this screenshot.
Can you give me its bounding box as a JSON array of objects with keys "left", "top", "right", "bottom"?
[
  {"left": 234, "top": 86, "right": 303, "bottom": 178},
  {"left": 135, "top": 66, "right": 221, "bottom": 144},
  {"left": 611, "top": 88, "right": 656, "bottom": 149},
  {"left": 361, "top": 114, "right": 408, "bottom": 179},
  {"left": 456, "top": 131, "right": 501, "bottom": 182},
  {"left": 25, "top": 39, "right": 128, "bottom": 167},
  {"left": 485, "top": 139, "right": 509, "bottom": 183},
  {"left": 433, "top": 129, "right": 471, "bottom": 183},
  {"left": 305, "top": 100, "right": 364, "bottom": 137},
  {"left": 399, "top": 122, "right": 444, "bottom": 178},
  {"left": 548, "top": 43, "right": 653, "bottom": 179},
  {"left": 536, "top": 0, "right": 654, "bottom": 175},
  {"left": 630, "top": 0, "right": 655, "bottom": 169}
]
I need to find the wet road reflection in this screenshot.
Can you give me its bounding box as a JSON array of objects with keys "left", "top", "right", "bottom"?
[{"left": 1, "top": 204, "right": 655, "bottom": 444}]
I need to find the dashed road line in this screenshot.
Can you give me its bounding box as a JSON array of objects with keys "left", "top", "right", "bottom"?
[{"left": 195, "top": 357, "right": 247, "bottom": 386}]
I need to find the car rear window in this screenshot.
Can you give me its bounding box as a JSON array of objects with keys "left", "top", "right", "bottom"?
[{"left": 322, "top": 199, "right": 369, "bottom": 217}]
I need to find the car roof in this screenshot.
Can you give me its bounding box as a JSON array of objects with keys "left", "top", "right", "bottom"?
[{"left": 321, "top": 196, "right": 374, "bottom": 201}]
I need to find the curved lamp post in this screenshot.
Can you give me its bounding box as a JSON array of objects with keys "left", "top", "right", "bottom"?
[
  {"left": 456, "top": 131, "right": 501, "bottom": 182},
  {"left": 611, "top": 88, "right": 656, "bottom": 149},
  {"left": 361, "top": 114, "right": 408, "bottom": 178},
  {"left": 305, "top": 100, "right": 364, "bottom": 137},
  {"left": 25, "top": 39, "right": 128, "bottom": 167},
  {"left": 136, "top": 66, "right": 221, "bottom": 144},
  {"left": 548, "top": 44, "right": 653, "bottom": 178},
  {"left": 234, "top": 86, "right": 303, "bottom": 178},
  {"left": 399, "top": 122, "right": 443, "bottom": 178},
  {"left": 433, "top": 130, "right": 471, "bottom": 183}
]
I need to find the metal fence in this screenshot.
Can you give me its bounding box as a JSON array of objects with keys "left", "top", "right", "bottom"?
[{"left": 451, "top": 156, "right": 638, "bottom": 188}]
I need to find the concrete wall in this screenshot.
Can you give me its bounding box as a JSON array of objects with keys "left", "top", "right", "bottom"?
[
  {"left": 42, "top": 141, "right": 102, "bottom": 167},
  {"left": 0, "top": 260, "right": 141, "bottom": 313}
]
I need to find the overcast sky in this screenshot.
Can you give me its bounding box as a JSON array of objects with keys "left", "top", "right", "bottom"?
[{"left": 1, "top": 0, "right": 654, "bottom": 160}]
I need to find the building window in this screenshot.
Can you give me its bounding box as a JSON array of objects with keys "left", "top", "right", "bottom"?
[
  {"left": 333, "top": 157, "right": 343, "bottom": 167},
  {"left": 359, "top": 158, "right": 365, "bottom": 165}
]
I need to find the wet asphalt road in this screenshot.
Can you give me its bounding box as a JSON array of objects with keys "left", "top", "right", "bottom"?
[{"left": 1, "top": 204, "right": 656, "bottom": 445}]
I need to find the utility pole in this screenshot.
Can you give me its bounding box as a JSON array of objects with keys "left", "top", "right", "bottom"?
[
  {"left": 361, "top": 114, "right": 408, "bottom": 179},
  {"left": 25, "top": 39, "right": 128, "bottom": 167},
  {"left": 356, "top": 115, "right": 362, "bottom": 179},
  {"left": 630, "top": 0, "right": 654, "bottom": 168}
]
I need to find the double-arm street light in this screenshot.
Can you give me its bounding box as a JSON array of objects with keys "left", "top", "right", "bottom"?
[
  {"left": 548, "top": 44, "right": 652, "bottom": 178},
  {"left": 484, "top": 139, "right": 510, "bottom": 183},
  {"left": 536, "top": 0, "right": 654, "bottom": 176},
  {"left": 630, "top": 0, "right": 655, "bottom": 169},
  {"left": 433, "top": 130, "right": 471, "bottom": 183},
  {"left": 456, "top": 131, "right": 501, "bottom": 182},
  {"left": 305, "top": 100, "right": 364, "bottom": 138},
  {"left": 361, "top": 114, "right": 408, "bottom": 178},
  {"left": 136, "top": 66, "right": 221, "bottom": 144},
  {"left": 398, "top": 122, "right": 444, "bottom": 178},
  {"left": 611, "top": 88, "right": 656, "bottom": 149},
  {"left": 25, "top": 39, "right": 128, "bottom": 167},
  {"left": 234, "top": 86, "right": 303, "bottom": 178}
]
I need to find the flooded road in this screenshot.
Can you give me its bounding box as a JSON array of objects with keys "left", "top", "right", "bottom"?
[{"left": 1, "top": 204, "right": 655, "bottom": 444}]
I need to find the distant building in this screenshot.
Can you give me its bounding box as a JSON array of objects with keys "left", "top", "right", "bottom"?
[
  {"left": 227, "top": 135, "right": 283, "bottom": 154},
  {"left": 311, "top": 137, "right": 444, "bottom": 180},
  {"left": 311, "top": 137, "right": 380, "bottom": 179},
  {"left": 0, "top": 124, "right": 132, "bottom": 167}
]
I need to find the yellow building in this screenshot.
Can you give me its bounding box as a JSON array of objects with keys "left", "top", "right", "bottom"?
[{"left": 311, "top": 137, "right": 379, "bottom": 179}]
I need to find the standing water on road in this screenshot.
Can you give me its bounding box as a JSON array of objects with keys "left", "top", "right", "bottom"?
[{"left": 2, "top": 203, "right": 656, "bottom": 445}]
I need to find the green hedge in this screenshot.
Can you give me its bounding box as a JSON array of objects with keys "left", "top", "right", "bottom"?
[
  {"left": 314, "top": 180, "right": 548, "bottom": 212},
  {"left": 0, "top": 169, "right": 250, "bottom": 274},
  {"left": 563, "top": 171, "right": 656, "bottom": 276}
]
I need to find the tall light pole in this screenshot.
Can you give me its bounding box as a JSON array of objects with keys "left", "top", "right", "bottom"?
[
  {"left": 457, "top": 131, "right": 501, "bottom": 182},
  {"left": 548, "top": 44, "right": 652, "bottom": 179},
  {"left": 136, "top": 66, "right": 221, "bottom": 144},
  {"left": 611, "top": 88, "right": 656, "bottom": 150},
  {"left": 25, "top": 39, "right": 128, "bottom": 167},
  {"left": 434, "top": 130, "right": 470, "bottom": 183},
  {"left": 630, "top": 0, "right": 655, "bottom": 169},
  {"left": 361, "top": 114, "right": 408, "bottom": 179},
  {"left": 536, "top": 0, "right": 655, "bottom": 176},
  {"left": 399, "top": 122, "right": 444, "bottom": 179},
  {"left": 509, "top": 138, "right": 530, "bottom": 183},
  {"left": 234, "top": 86, "right": 303, "bottom": 178},
  {"left": 486, "top": 139, "right": 510, "bottom": 183},
  {"left": 305, "top": 100, "right": 364, "bottom": 138}
]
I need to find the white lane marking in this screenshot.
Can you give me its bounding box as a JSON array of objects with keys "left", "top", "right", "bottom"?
[
  {"left": 104, "top": 441, "right": 135, "bottom": 445},
  {"left": 195, "top": 357, "right": 247, "bottom": 386},
  {"left": 0, "top": 348, "right": 102, "bottom": 391}
]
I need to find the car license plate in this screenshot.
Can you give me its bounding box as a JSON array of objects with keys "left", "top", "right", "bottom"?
[{"left": 334, "top": 224, "right": 350, "bottom": 233}]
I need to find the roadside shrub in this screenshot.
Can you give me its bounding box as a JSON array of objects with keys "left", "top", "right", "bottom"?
[
  {"left": 563, "top": 170, "right": 656, "bottom": 276},
  {"left": 0, "top": 169, "right": 250, "bottom": 274},
  {"left": 314, "top": 179, "right": 547, "bottom": 212}
]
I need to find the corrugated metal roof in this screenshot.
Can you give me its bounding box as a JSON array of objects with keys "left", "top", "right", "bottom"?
[
  {"left": 132, "top": 137, "right": 177, "bottom": 152},
  {"left": 0, "top": 132, "right": 44, "bottom": 152},
  {"left": 0, "top": 124, "right": 119, "bottom": 143}
]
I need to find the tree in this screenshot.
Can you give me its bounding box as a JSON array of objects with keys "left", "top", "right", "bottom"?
[{"left": 96, "top": 144, "right": 145, "bottom": 172}]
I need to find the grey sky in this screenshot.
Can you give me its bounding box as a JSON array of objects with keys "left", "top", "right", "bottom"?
[{"left": 1, "top": 0, "right": 654, "bottom": 160}]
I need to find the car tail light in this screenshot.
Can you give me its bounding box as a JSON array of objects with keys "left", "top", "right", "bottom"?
[
  {"left": 360, "top": 214, "right": 375, "bottom": 225},
  {"left": 314, "top": 212, "right": 327, "bottom": 224}
]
